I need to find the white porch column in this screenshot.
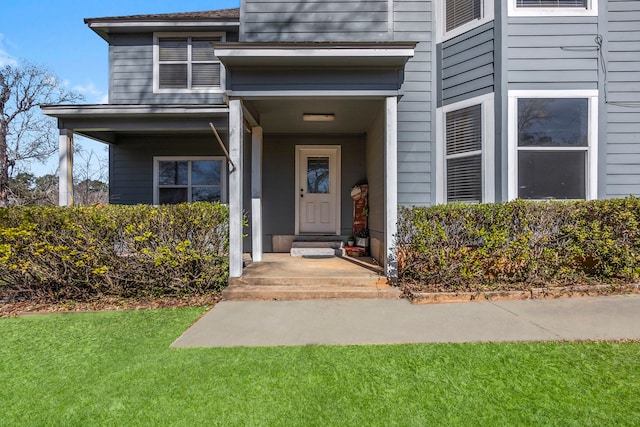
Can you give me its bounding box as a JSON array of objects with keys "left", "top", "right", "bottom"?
[
  {"left": 384, "top": 96, "right": 398, "bottom": 278},
  {"left": 229, "top": 99, "right": 244, "bottom": 277},
  {"left": 251, "top": 126, "right": 263, "bottom": 262},
  {"left": 58, "top": 129, "right": 74, "bottom": 206}
]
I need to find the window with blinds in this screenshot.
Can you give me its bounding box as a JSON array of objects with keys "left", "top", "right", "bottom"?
[
  {"left": 516, "top": 0, "right": 586, "bottom": 7},
  {"left": 445, "top": 104, "right": 482, "bottom": 203},
  {"left": 157, "top": 36, "right": 222, "bottom": 90},
  {"left": 446, "top": 0, "right": 482, "bottom": 32}
]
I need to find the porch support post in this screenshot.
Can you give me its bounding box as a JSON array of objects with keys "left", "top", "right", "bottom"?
[
  {"left": 384, "top": 96, "right": 398, "bottom": 278},
  {"left": 229, "top": 99, "right": 244, "bottom": 277},
  {"left": 58, "top": 129, "right": 74, "bottom": 206},
  {"left": 251, "top": 125, "right": 263, "bottom": 262}
]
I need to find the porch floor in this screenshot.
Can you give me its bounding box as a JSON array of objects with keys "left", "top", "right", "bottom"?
[{"left": 222, "top": 253, "right": 401, "bottom": 301}]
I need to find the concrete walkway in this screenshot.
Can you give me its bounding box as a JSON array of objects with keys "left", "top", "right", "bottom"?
[{"left": 171, "top": 294, "right": 640, "bottom": 347}]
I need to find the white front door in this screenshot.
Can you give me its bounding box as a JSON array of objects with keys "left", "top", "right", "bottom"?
[{"left": 296, "top": 146, "right": 341, "bottom": 234}]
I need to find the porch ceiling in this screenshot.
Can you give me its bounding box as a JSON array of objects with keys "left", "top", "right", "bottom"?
[{"left": 249, "top": 98, "right": 383, "bottom": 134}]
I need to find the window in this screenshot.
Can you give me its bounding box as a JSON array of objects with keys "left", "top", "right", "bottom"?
[
  {"left": 437, "top": 93, "right": 495, "bottom": 204},
  {"left": 154, "top": 33, "right": 224, "bottom": 92},
  {"left": 508, "top": 90, "right": 598, "bottom": 200},
  {"left": 438, "top": 0, "right": 494, "bottom": 42},
  {"left": 509, "top": 0, "right": 596, "bottom": 16},
  {"left": 154, "top": 157, "right": 226, "bottom": 204}
]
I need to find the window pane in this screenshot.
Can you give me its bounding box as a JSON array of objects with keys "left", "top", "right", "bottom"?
[
  {"left": 192, "top": 160, "right": 220, "bottom": 185},
  {"left": 307, "top": 157, "right": 330, "bottom": 194},
  {"left": 518, "top": 98, "right": 588, "bottom": 147},
  {"left": 159, "top": 188, "right": 188, "bottom": 205},
  {"left": 447, "top": 155, "right": 482, "bottom": 203},
  {"left": 192, "top": 187, "right": 221, "bottom": 202},
  {"left": 446, "top": 0, "right": 482, "bottom": 32},
  {"left": 192, "top": 38, "right": 218, "bottom": 61},
  {"left": 518, "top": 151, "right": 586, "bottom": 199},
  {"left": 159, "top": 161, "right": 188, "bottom": 185},
  {"left": 159, "top": 64, "right": 187, "bottom": 89},
  {"left": 159, "top": 38, "right": 188, "bottom": 61},
  {"left": 446, "top": 104, "right": 482, "bottom": 155},
  {"left": 192, "top": 63, "right": 221, "bottom": 88},
  {"left": 517, "top": 0, "right": 586, "bottom": 7}
]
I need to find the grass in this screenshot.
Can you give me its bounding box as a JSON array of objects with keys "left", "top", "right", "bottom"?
[{"left": 0, "top": 308, "right": 639, "bottom": 426}]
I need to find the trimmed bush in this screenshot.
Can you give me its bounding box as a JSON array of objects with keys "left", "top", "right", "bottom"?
[
  {"left": 397, "top": 198, "right": 640, "bottom": 292},
  {"left": 0, "top": 203, "right": 229, "bottom": 301}
]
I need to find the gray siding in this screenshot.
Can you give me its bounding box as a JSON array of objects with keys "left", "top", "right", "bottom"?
[
  {"left": 606, "top": 0, "right": 640, "bottom": 197},
  {"left": 507, "top": 16, "right": 599, "bottom": 89},
  {"left": 109, "top": 33, "right": 233, "bottom": 105},
  {"left": 109, "top": 134, "right": 226, "bottom": 204},
  {"left": 241, "top": 0, "right": 392, "bottom": 42},
  {"left": 228, "top": 67, "right": 404, "bottom": 92},
  {"left": 366, "top": 105, "right": 385, "bottom": 246},
  {"left": 394, "top": 0, "right": 433, "bottom": 206},
  {"left": 261, "top": 135, "right": 367, "bottom": 251},
  {"left": 440, "top": 21, "right": 495, "bottom": 106}
]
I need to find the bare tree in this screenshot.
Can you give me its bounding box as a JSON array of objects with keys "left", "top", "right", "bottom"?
[
  {"left": 0, "top": 61, "right": 82, "bottom": 206},
  {"left": 74, "top": 145, "right": 109, "bottom": 205}
]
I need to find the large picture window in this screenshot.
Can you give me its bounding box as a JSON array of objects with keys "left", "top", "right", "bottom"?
[
  {"left": 509, "top": 0, "right": 595, "bottom": 16},
  {"left": 154, "top": 157, "right": 226, "bottom": 204},
  {"left": 438, "top": 0, "right": 494, "bottom": 42},
  {"left": 437, "top": 93, "right": 495, "bottom": 204},
  {"left": 508, "top": 91, "right": 598, "bottom": 200},
  {"left": 154, "top": 33, "right": 224, "bottom": 92}
]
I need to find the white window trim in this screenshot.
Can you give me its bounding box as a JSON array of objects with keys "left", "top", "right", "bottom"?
[
  {"left": 507, "top": 89, "right": 598, "bottom": 201},
  {"left": 435, "top": 0, "right": 495, "bottom": 43},
  {"left": 436, "top": 93, "right": 495, "bottom": 204},
  {"left": 508, "top": 0, "right": 597, "bottom": 17},
  {"left": 153, "top": 156, "right": 227, "bottom": 205},
  {"left": 153, "top": 32, "right": 226, "bottom": 94}
]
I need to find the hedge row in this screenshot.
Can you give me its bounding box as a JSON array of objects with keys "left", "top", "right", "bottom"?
[
  {"left": 0, "top": 203, "right": 229, "bottom": 301},
  {"left": 397, "top": 198, "right": 640, "bottom": 292}
]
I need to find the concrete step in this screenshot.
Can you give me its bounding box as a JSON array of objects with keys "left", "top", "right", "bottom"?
[
  {"left": 290, "top": 240, "right": 344, "bottom": 257},
  {"left": 229, "top": 276, "right": 386, "bottom": 287},
  {"left": 221, "top": 283, "right": 401, "bottom": 301}
]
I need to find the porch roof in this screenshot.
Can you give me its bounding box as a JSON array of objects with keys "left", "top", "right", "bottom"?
[
  {"left": 40, "top": 104, "right": 229, "bottom": 144},
  {"left": 214, "top": 42, "right": 416, "bottom": 68}
]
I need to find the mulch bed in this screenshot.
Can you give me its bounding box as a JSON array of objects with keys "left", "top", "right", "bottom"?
[{"left": 0, "top": 294, "right": 221, "bottom": 318}]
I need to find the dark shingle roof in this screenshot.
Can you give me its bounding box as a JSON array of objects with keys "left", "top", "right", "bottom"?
[{"left": 85, "top": 8, "right": 240, "bottom": 24}]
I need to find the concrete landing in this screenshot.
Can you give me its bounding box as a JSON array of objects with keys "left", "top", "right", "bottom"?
[
  {"left": 171, "top": 294, "right": 640, "bottom": 348},
  {"left": 223, "top": 253, "right": 398, "bottom": 301}
]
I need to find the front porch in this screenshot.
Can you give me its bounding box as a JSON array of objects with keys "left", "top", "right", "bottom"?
[{"left": 222, "top": 253, "right": 400, "bottom": 300}]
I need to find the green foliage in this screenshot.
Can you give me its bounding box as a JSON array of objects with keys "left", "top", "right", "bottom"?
[
  {"left": 397, "top": 198, "right": 640, "bottom": 291},
  {"left": 0, "top": 202, "right": 229, "bottom": 301}
]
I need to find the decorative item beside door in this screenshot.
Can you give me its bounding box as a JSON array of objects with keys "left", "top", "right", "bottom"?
[{"left": 346, "top": 184, "right": 369, "bottom": 257}]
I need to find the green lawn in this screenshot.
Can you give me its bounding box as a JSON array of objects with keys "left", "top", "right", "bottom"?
[{"left": 1, "top": 308, "right": 639, "bottom": 426}]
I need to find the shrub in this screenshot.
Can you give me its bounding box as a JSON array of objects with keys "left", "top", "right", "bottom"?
[
  {"left": 0, "top": 202, "right": 229, "bottom": 301},
  {"left": 397, "top": 198, "right": 640, "bottom": 292}
]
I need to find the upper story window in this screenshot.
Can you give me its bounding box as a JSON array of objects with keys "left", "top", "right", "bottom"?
[
  {"left": 509, "top": 0, "right": 596, "bottom": 16},
  {"left": 154, "top": 33, "right": 225, "bottom": 93},
  {"left": 508, "top": 90, "right": 598, "bottom": 200},
  {"left": 436, "top": 93, "right": 495, "bottom": 204},
  {"left": 438, "top": 0, "right": 494, "bottom": 42}
]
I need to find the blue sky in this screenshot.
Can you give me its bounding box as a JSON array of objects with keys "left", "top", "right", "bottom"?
[{"left": 0, "top": 0, "right": 239, "bottom": 177}]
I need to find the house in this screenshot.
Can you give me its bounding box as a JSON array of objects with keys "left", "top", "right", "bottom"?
[{"left": 42, "top": 0, "right": 640, "bottom": 280}]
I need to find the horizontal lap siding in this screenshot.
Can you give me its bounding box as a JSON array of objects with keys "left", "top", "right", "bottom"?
[
  {"left": 395, "top": 0, "right": 433, "bottom": 206},
  {"left": 109, "top": 33, "right": 226, "bottom": 105},
  {"left": 440, "top": 22, "right": 495, "bottom": 106},
  {"left": 507, "top": 17, "right": 599, "bottom": 89},
  {"left": 606, "top": 0, "right": 640, "bottom": 197},
  {"left": 109, "top": 135, "right": 225, "bottom": 204},
  {"left": 242, "top": 0, "right": 391, "bottom": 41}
]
